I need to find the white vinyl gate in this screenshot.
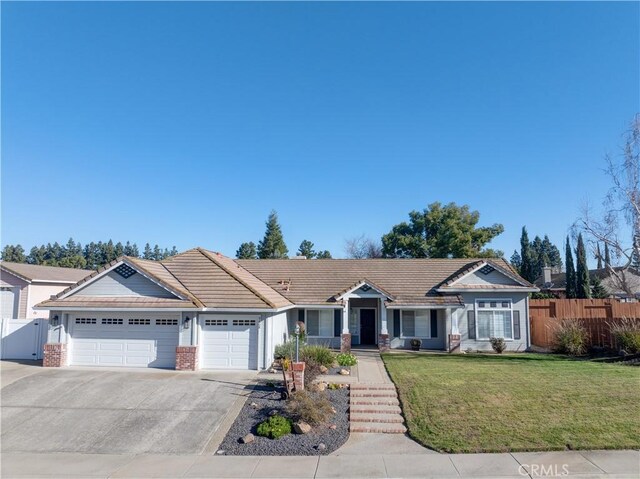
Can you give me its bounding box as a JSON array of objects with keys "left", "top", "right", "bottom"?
[
  {"left": 201, "top": 315, "right": 259, "bottom": 370},
  {"left": 70, "top": 314, "right": 180, "bottom": 368},
  {"left": 1, "top": 318, "right": 49, "bottom": 360}
]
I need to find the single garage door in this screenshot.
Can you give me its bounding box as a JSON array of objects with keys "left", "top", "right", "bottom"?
[
  {"left": 201, "top": 315, "right": 258, "bottom": 370},
  {"left": 70, "top": 314, "right": 179, "bottom": 368}
]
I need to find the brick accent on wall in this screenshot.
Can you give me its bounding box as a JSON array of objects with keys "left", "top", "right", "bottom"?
[
  {"left": 291, "top": 361, "right": 305, "bottom": 391},
  {"left": 378, "top": 333, "right": 390, "bottom": 352},
  {"left": 175, "top": 346, "right": 198, "bottom": 371},
  {"left": 340, "top": 333, "right": 352, "bottom": 353},
  {"left": 43, "top": 343, "right": 67, "bottom": 367},
  {"left": 449, "top": 334, "right": 461, "bottom": 353}
]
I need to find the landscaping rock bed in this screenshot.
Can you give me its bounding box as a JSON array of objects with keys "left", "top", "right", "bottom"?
[
  {"left": 328, "top": 366, "right": 351, "bottom": 375},
  {"left": 217, "top": 384, "right": 349, "bottom": 456}
]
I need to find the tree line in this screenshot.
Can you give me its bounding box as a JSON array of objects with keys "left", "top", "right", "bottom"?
[{"left": 1, "top": 239, "right": 179, "bottom": 270}]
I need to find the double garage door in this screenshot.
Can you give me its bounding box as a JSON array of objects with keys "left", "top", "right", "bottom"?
[
  {"left": 70, "top": 314, "right": 179, "bottom": 368},
  {"left": 69, "top": 313, "right": 259, "bottom": 370}
]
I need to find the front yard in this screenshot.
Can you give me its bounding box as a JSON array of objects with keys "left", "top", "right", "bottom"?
[{"left": 382, "top": 352, "right": 640, "bottom": 453}]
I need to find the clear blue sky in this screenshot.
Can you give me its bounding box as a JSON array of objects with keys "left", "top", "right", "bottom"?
[{"left": 2, "top": 2, "right": 639, "bottom": 260}]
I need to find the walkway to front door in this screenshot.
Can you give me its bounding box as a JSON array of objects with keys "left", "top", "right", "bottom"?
[{"left": 359, "top": 309, "right": 376, "bottom": 345}]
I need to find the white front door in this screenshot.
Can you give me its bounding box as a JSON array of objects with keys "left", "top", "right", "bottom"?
[
  {"left": 69, "top": 314, "right": 179, "bottom": 368},
  {"left": 200, "top": 314, "right": 259, "bottom": 370}
]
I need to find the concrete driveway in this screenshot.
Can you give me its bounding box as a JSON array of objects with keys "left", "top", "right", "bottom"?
[{"left": 0, "top": 361, "right": 255, "bottom": 455}]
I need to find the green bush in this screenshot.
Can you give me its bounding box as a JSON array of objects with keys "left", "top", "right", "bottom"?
[
  {"left": 489, "top": 337, "right": 506, "bottom": 354},
  {"left": 256, "top": 414, "right": 292, "bottom": 439},
  {"left": 609, "top": 318, "right": 640, "bottom": 354},
  {"left": 286, "top": 390, "right": 334, "bottom": 426},
  {"left": 301, "top": 344, "right": 335, "bottom": 368},
  {"left": 274, "top": 340, "right": 296, "bottom": 360},
  {"left": 336, "top": 352, "right": 357, "bottom": 367},
  {"left": 553, "top": 319, "right": 588, "bottom": 356}
]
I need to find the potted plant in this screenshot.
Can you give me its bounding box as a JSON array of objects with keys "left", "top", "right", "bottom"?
[{"left": 410, "top": 338, "right": 422, "bottom": 351}]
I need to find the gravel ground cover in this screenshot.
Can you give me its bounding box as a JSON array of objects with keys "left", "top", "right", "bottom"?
[
  {"left": 327, "top": 366, "right": 351, "bottom": 375},
  {"left": 218, "top": 384, "right": 349, "bottom": 456}
]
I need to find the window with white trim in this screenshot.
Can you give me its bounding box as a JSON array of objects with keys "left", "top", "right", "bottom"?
[
  {"left": 400, "top": 310, "right": 430, "bottom": 338},
  {"left": 306, "top": 310, "right": 333, "bottom": 337},
  {"left": 476, "top": 300, "right": 513, "bottom": 340}
]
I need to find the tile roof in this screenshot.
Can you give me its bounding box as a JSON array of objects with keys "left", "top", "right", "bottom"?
[{"left": 0, "top": 262, "right": 93, "bottom": 284}]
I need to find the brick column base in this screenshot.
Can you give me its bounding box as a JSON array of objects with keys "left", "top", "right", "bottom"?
[
  {"left": 43, "top": 343, "right": 67, "bottom": 367},
  {"left": 176, "top": 346, "right": 198, "bottom": 371},
  {"left": 449, "top": 334, "right": 461, "bottom": 353},
  {"left": 292, "top": 361, "right": 305, "bottom": 391},
  {"left": 340, "top": 333, "right": 352, "bottom": 353},
  {"left": 378, "top": 333, "right": 390, "bottom": 352}
]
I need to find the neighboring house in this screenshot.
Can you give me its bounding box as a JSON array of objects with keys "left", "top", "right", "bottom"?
[
  {"left": 36, "top": 248, "right": 538, "bottom": 371},
  {"left": 535, "top": 266, "right": 640, "bottom": 301},
  {"left": 1, "top": 262, "right": 93, "bottom": 320}
]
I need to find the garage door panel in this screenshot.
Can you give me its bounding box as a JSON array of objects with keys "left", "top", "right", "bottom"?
[
  {"left": 201, "top": 315, "right": 258, "bottom": 370},
  {"left": 70, "top": 315, "right": 178, "bottom": 368}
]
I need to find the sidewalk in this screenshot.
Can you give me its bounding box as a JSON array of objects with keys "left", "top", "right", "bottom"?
[{"left": 2, "top": 449, "right": 638, "bottom": 478}]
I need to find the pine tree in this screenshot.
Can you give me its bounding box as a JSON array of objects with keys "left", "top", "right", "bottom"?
[
  {"left": 297, "top": 240, "right": 316, "bottom": 258},
  {"left": 590, "top": 275, "right": 609, "bottom": 299},
  {"left": 565, "top": 236, "right": 577, "bottom": 299},
  {"left": 123, "top": 241, "right": 139, "bottom": 257},
  {"left": 257, "top": 211, "right": 288, "bottom": 259},
  {"left": 604, "top": 243, "right": 611, "bottom": 267},
  {"left": 542, "top": 235, "right": 563, "bottom": 271},
  {"left": 152, "top": 245, "right": 162, "bottom": 260},
  {"left": 169, "top": 246, "right": 178, "bottom": 256},
  {"left": 102, "top": 240, "right": 117, "bottom": 264},
  {"left": 519, "top": 227, "right": 534, "bottom": 282},
  {"left": 531, "top": 236, "right": 548, "bottom": 279},
  {"left": 1, "top": 245, "right": 26, "bottom": 263},
  {"left": 510, "top": 250, "right": 522, "bottom": 272},
  {"left": 114, "top": 242, "right": 125, "bottom": 258},
  {"left": 27, "top": 245, "right": 46, "bottom": 265},
  {"left": 575, "top": 234, "right": 591, "bottom": 299},
  {"left": 236, "top": 242, "right": 257, "bottom": 259},
  {"left": 143, "top": 243, "right": 153, "bottom": 260},
  {"left": 595, "top": 243, "right": 603, "bottom": 269},
  {"left": 83, "top": 243, "right": 102, "bottom": 269},
  {"left": 315, "top": 250, "right": 332, "bottom": 259}
]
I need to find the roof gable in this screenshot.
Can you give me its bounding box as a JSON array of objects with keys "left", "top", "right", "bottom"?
[
  {"left": 438, "top": 261, "right": 536, "bottom": 291},
  {"left": 333, "top": 279, "right": 396, "bottom": 301}
]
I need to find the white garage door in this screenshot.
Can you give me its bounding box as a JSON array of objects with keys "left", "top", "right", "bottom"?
[
  {"left": 70, "top": 314, "right": 179, "bottom": 368},
  {"left": 201, "top": 315, "right": 258, "bottom": 370}
]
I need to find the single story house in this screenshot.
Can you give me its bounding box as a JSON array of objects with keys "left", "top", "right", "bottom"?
[
  {"left": 1, "top": 262, "right": 93, "bottom": 320},
  {"left": 535, "top": 266, "right": 640, "bottom": 301},
  {"left": 36, "top": 248, "right": 538, "bottom": 370}
]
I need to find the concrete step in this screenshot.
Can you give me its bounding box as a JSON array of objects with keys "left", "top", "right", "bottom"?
[
  {"left": 350, "top": 397, "right": 400, "bottom": 406},
  {"left": 349, "top": 422, "right": 407, "bottom": 434},
  {"left": 349, "top": 404, "right": 402, "bottom": 415},
  {"left": 350, "top": 390, "right": 398, "bottom": 398},
  {"left": 350, "top": 383, "right": 396, "bottom": 391},
  {"left": 350, "top": 413, "right": 404, "bottom": 424}
]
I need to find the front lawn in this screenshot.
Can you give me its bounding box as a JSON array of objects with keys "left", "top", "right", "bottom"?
[{"left": 382, "top": 352, "right": 640, "bottom": 453}]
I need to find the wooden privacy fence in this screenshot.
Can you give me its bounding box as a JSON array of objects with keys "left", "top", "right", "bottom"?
[{"left": 529, "top": 299, "right": 640, "bottom": 350}]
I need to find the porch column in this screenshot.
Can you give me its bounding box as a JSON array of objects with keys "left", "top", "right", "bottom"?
[
  {"left": 341, "top": 300, "right": 351, "bottom": 353},
  {"left": 378, "top": 299, "right": 390, "bottom": 352},
  {"left": 447, "top": 308, "right": 461, "bottom": 353}
]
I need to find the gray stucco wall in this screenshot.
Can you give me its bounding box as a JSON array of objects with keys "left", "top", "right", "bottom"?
[
  {"left": 75, "top": 271, "right": 176, "bottom": 298},
  {"left": 457, "top": 292, "right": 529, "bottom": 352},
  {"left": 390, "top": 309, "right": 446, "bottom": 350}
]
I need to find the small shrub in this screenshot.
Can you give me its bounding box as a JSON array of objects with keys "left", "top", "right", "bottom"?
[
  {"left": 410, "top": 338, "right": 422, "bottom": 350},
  {"left": 327, "top": 383, "right": 340, "bottom": 390},
  {"left": 301, "top": 344, "right": 335, "bottom": 368},
  {"left": 302, "top": 357, "right": 324, "bottom": 387},
  {"left": 336, "top": 352, "right": 357, "bottom": 366},
  {"left": 489, "top": 337, "right": 507, "bottom": 354},
  {"left": 553, "top": 319, "right": 588, "bottom": 356},
  {"left": 286, "top": 390, "right": 334, "bottom": 426},
  {"left": 609, "top": 317, "right": 640, "bottom": 354},
  {"left": 274, "top": 340, "right": 296, "bottom": 360},
  {"left": 256, "top": 414, "right": 292, "bottom": 439}
]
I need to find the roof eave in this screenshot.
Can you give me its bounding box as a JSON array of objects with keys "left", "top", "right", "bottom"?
[{"left": 436, "top": 287, "right": 540, "bottom": 293}]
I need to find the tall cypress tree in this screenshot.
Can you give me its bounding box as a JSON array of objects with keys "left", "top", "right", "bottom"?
[
  {"left": 565, "top": 236, "right": 577, "bottom": 299},
  {"left": 257, "top": 210, "right": 288, "bottom": 259},
  {"left": 596, "top": 243, "right": 603, "bottom": 269},
  {"left": 575, "top": 233, "right": 591, "bottom": 299},
  {"left": 520, "top": 227, "right": 534, "bottom": 282}
]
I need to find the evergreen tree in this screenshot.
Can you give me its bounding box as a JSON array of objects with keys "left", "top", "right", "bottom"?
[
  {"left": 114, "top": 242, "right": 125, "bottom": 258},
  {"left": 596, "top": 244, "right": 603, "bottom": 269},
  {"left": 604, "top": 243, "right": 611, "bottom": 267},
  {"left": 542, "top": 235, "right": 562, "bottom": 270},
  {"left": 27, "top": 245, "right": 46, "bottom": 265},
  {"left": 257, "top": 211, "right": 288, "bottom": 259},
  {"left": 102, "top": 240, "right": 117, "bottom": 264},
  {"left": 590, "top": 276, "right": 609, "bottom": 299},
  {"left": 575, "top": 233, "right": 591, "bottom": 299},
  {"left": 152, "top": 245, "right": 162, "bottom": 260},
  {"left": 565, "top": 236, "right": 577, "bottom": 299},
  {"left": 1, "top": 245, "right": 26, "bottom": 263},
  {"left": 123, "top": 241, "right": 139, "bottom": 257},
  {"left": 519, "top": 227, "right": 535, "bottom": 282},
  {"left": 510, "top": 250, "right": 522, "bottom": 272},
  {"left": 143, "top": 243, "right": 153, "bottom": 260},
  {"left": 531, "top": 236, "right": 548, "bottom": 279},
  {"left": 83, "top": 243, "right": 102, "bottom": 269},
  {"left": 169, "top": 246, "right": 178, "bottom": 256},
  {"left": 297, "top": 240, "right": 316, "bottom": 258},
  {"left": 236, "top": 242, "right": 257, "bottom": 259},
  {"left": 315, "top": 250, "right": 332, "bottom": 259}
]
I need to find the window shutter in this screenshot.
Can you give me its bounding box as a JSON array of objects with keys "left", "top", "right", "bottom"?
[
  {"left": 468, "top": 311, "right": 476, "bottom": 340},
  {"left": 393, "top": 310, "right": 400, "bottom": 338},
  {"left": 298, "top": 309, "right": 305, "bottom": 325},
  {"left": 430, "top": 310, "right": 438, "bottom": 338},
  {"left": 334, "top": 309, "right": 341, "bottom": 337},
  {"left": 513, "top": 310, "right": 521, "bottom": 340}
]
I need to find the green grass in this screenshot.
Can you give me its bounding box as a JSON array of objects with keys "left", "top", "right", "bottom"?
[{"left": 382, "top": 352, "right": 640, "bottom": 453}]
